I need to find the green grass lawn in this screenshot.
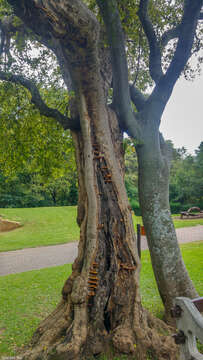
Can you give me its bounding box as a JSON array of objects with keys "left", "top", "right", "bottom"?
[
  {"left": 0, "top": 241, "right": 202, "bottom": 358},
  {"left": 0, "top": 206, "right": 203, "bottom": 252},
  {"left": 173, "top": 217, "right": 203, "bottom": 228},
  {"left": 0, "top": 206, "right": 80, "bottom": 252}
]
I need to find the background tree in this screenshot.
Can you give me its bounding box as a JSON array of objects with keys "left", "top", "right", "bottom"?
[
  {"left": 0, "top": 170, "right": 78, "bottom": 207},
  {"left": 193, "top": 141, "right": 203, "bottom": 207},
  {"left": 0, "top": 80, "right": 78, "bottom": 207},
  {"left": 0, "top": 0, "right": 202, "bottom": 359},
  {"left": 169, "top": 141, "right": 203, "bottom": 213},
  {"left": 124, "top": 138, "right": 140, "bottom": 215},
  {"left": 125, "top": 140, "right": 203, "bottom": 215}
]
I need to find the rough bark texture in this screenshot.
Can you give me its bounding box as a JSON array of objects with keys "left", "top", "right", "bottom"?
[
  {"left": 17, "top": 21, "right": 176, "bottom": 358},
  {"left": 20, "top": 96, "right": 177, "bottom": 360}
]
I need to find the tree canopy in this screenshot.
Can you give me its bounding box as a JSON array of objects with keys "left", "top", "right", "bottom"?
[{"left": 0, "top": 0, "right": 202, "bottom": 127}]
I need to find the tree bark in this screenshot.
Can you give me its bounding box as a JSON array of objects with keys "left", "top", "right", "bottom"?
[
  {"left": 136, "top": 115, "right": 198, "bottom": 322},
  {"left": 19, "top": 44, "right": 177, "bottom": 360}
]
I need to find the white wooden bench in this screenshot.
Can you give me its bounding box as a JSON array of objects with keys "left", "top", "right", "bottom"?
[{"left": 171, "top": 297, "right": 203, "bottom": 359}]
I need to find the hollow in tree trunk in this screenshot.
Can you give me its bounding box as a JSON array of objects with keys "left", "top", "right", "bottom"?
[{"left": 20, "top": 84, "right": 177, "bottom": 359}]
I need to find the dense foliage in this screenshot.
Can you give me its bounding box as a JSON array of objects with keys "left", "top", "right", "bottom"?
[
  {"left": 169, "top": 141, "right": 203, "bottom": 213},
  {"left": 1, "top": 135, "right": 202, "bottom": 213},
  {"left": 0, "top": 171, "right": 78, "bottom": 208},
  {"left": 124, "top": 139, "right": 203, "bottom": 215},
  {"left": 125, "top": 140, "right": 203, "bottom": 215},
  {"left": 0, "top": 77, "right": 78, "bottom": 208}
]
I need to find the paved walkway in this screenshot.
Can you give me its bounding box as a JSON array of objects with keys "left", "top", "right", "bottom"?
[{"left": 0, "top": 225, "right": 203, "bottom": 276}]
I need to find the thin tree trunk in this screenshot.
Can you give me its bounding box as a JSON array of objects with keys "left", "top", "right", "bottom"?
[{"left": 137, "top": 127, "right": 198, "bottom": 322}]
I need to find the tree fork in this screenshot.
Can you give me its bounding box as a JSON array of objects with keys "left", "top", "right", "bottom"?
[{"left": 19, "top": 91, "right": 177, "bottom": 359}]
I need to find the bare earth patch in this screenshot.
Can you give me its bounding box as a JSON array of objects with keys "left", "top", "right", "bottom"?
[{"left": 0, "top": 218, "right": 21, "bottom": 232}]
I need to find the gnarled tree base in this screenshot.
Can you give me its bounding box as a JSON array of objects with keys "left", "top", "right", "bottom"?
[
  {"left": 18, "top": 298, "right": 178, "bottom": 360},
  {"left": 17, "top": 99, "right": 178, "bottom": 360}
]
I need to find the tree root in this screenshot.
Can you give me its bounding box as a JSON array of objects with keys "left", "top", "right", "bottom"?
[{"left": 16, "top": 300, "right": 178, "bottom": 360}]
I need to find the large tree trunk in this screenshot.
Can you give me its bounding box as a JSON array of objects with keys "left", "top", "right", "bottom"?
[
  {"left": 20, "top": 65, "right": 177, "bottom": 359},
  {"left": 136, "top": 120, "right": 198, "bottom": 322}
]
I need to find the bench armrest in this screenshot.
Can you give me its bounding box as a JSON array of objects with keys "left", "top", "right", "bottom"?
[{"left": 174, "top": 297, "right": 203, "bottom": 360}]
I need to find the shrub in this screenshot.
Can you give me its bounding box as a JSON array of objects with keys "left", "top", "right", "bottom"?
[
  {"left": 170, "top": 202, "right": 182, "bottom": 214},
  {"left": 130, "top": 199, "right": 141, "bottom": 216}
]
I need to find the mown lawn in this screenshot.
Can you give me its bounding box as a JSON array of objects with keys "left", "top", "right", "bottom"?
[
  {"left": 0, "top": 241, "right": 202, "bottom": 358},
  {"left": 0, "top": 206, "right": 203, "bottom": 252},
  {"left": 173, "top": 217, "right": 203, "bottom": 228},
  {"left": 0, "top": 206, "right": 79, "bottom": 252}
]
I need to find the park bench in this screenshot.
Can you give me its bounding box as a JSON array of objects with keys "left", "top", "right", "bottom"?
[
  {"left": 171, "top": 297, "right": 203, "bottom": 359},
  {"left": 180, "top": 207, "right": 203, "bottom": 219}
]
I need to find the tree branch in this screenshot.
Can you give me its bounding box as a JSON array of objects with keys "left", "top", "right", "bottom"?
[
  {"left": 137, "top": 0, "right": 163, "bottom": 83},
  {"left": 0, "top": 71, "right": 79, "bottom": 130},
  {"left": 160, "top": 24, "right": 181, "bottom": 48},
  {"left": 0, "top": 17, "right": 12, "bottom": 58},
  {"left": 132, "top": 26, "right": 143, "bottom": 87},
  {"left": 0, "top": 25, "right": 5, "bottom": 56},
  {"left": 147, "top": 0, "right": 203, "bottom": 117},
  {"left": 6, "top": 0, "right": 99, "bottom": 49},
  {"left": 0, "top": 15, "right": 28, "bottom": 64},
  {"left": 129, "top": 84, "right": 146, "bottom": 111},
  {"left": 96, "top": 0, "right": 140, "bottom": 138}
]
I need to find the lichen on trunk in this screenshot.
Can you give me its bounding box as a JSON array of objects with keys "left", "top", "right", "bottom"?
[{"left": 137, "top": 127, "right": 198, "bottom": 322}]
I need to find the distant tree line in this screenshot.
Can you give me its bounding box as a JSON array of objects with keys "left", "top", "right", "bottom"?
[
  {"left": 0, "top": 171, "right": 78, "bottom": 208},
  {"left": 169, "top": 141, "right": 203, "bottom": 213},
  {"left": 125, "top": 140, "right": 203, "bottom": 215},
  {"left": 1, "top": 139, "right": 202, "bottom": 213}
]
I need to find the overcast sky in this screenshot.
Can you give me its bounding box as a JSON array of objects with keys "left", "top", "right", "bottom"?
[{"left": 160, "top": 70, "right": 203, "bottom": 155}]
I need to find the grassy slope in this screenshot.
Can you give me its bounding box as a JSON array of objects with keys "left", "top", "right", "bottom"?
[
  {"left": 0, "top": 241, "right": 202, "bottom": 357},
  {"left": 0, "top": 207, "right": 80, "bottom": 251},
  {"left": 0, "top": 206, "right": 203, "bottom": 252}
]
